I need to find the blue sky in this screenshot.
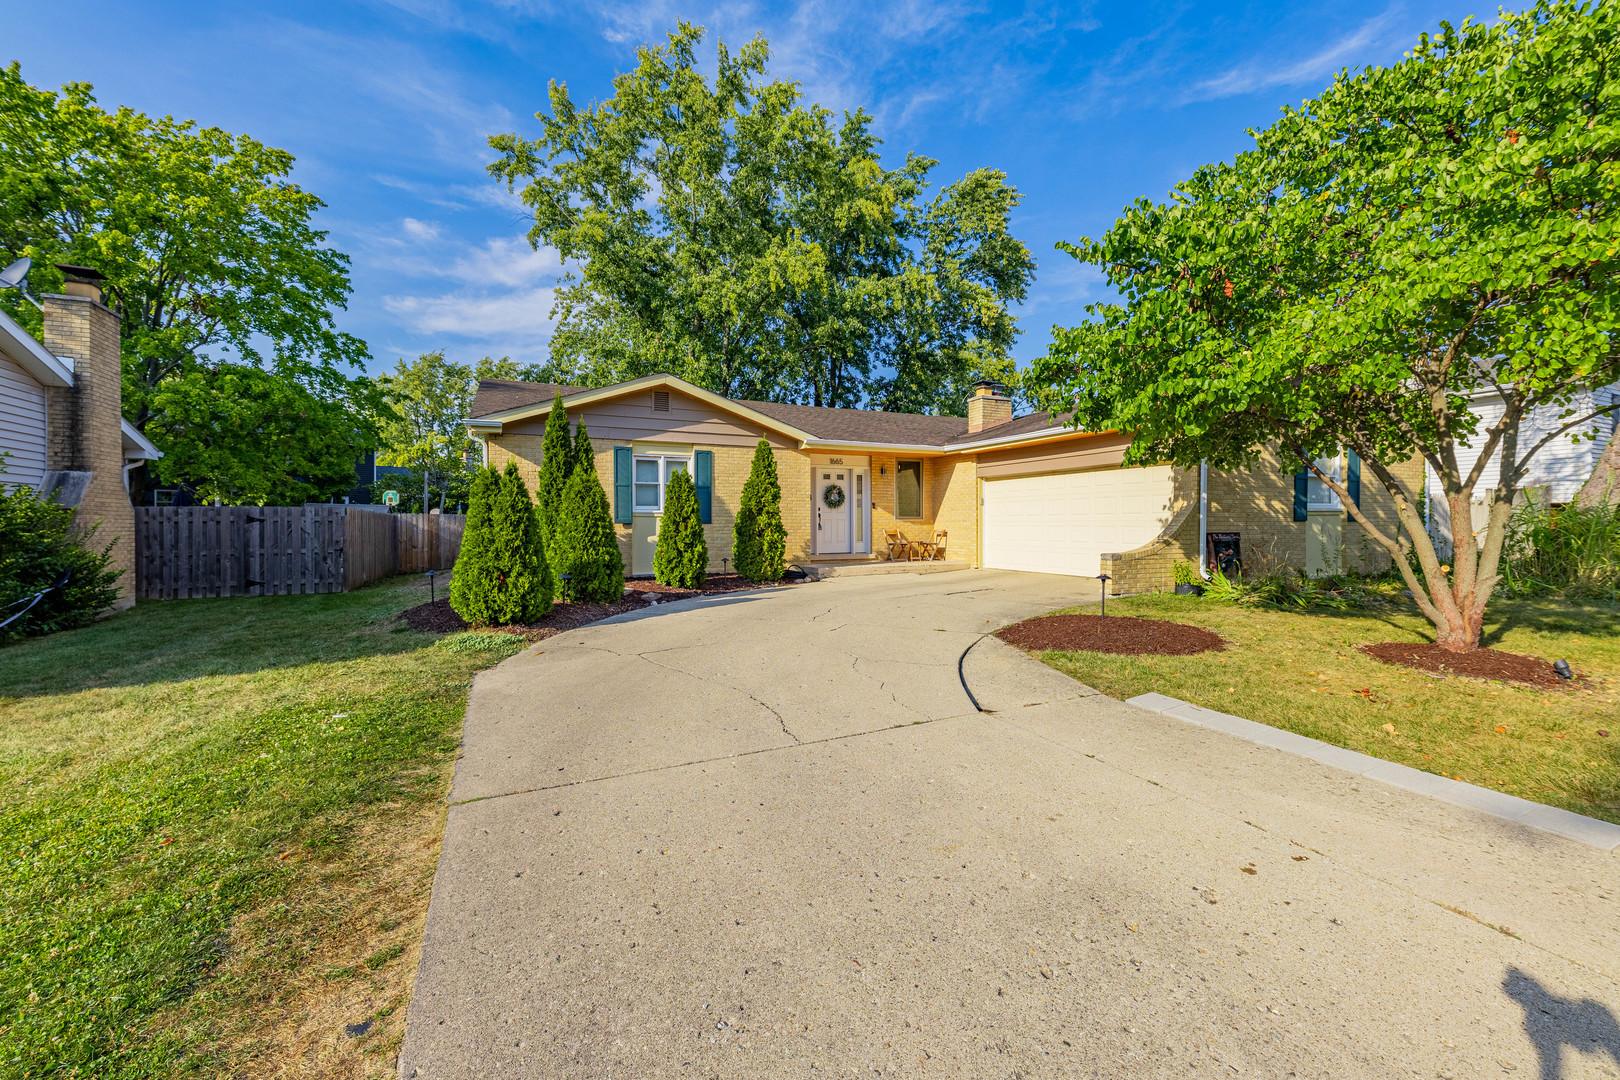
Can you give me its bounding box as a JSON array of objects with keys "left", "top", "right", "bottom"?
[{"left": 8, "top": 0, "right": 1482, "bottom": 382}]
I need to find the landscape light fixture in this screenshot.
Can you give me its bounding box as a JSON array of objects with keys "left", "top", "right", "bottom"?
[
  {"left": 0, "top": 257, "right": 41, "bottom": 309},
  {"left": 1096, "top": 574, "right": 1111, "bottom": 616},
  {"left": 424, "top": 569, "right": 438, "bottom": 605}
]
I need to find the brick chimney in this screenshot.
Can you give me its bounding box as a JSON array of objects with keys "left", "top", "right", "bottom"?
[
  {"left": 965, "top": 380, "right": 1012, "bottom": 434},
  {"left": 40, "top": 264, "right": 136, "bottom": 609}
]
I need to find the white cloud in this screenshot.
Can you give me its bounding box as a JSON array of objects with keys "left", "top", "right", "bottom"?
[
  {"left": 1184, "top": 9, "right": 1402, "bottom": 103},
  {"left": 383, "top": 284, "right": 558, "bottom": 337},
  {"left": 401, "top": 217, "right": 442, "bottom": 241}
]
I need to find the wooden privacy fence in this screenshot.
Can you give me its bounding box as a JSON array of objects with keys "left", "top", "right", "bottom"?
[
  {"left": 134, "top": 506, "right": 465, "bottom": 600},
  {"left": 398, "top": 512, "right": 465, "bottom": 573}
]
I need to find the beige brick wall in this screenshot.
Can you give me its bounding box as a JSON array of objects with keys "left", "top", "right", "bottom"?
[
  {"left": 40, "top": 294, "right": 135, "bottom": 609},
  {"left": 1206, "top": 448, "right": 1424, "bottom": 576},
  {"left": 487, "top": 434, "right": 812, "bottom": 575},
  {"left": 1094, "top": 448, "right": 1430, "bottom": 594},
  {"left": 928, "top": 455, "right": 977, "bottom": 566}
]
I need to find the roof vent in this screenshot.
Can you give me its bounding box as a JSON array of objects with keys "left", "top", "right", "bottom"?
[{"left": 652, "top": 390, "right": 670, "bottom": 413}]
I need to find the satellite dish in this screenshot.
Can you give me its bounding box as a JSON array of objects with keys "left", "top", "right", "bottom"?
[{"left": 0, "top": 257, "right": 30, "bottom": 289}]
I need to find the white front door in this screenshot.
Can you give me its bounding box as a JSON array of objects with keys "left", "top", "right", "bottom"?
[{"left": 817, "top": 469, "right": 852, "bottom": 553}]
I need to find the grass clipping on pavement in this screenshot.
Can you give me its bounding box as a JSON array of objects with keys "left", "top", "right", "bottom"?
[
  {"left": 0, "top": 574, "right": 525, "bottom": 1078},
  {"left": 1028, "top": 594, "right": 1619, "bottom": 824}
]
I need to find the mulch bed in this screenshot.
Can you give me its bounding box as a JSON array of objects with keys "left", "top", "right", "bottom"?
[
  {"left": 996, "top": 614, "right": 1227, "bottom": 656},
  {"left": 1361, "top": 642, "right": 1574, "bottom": 688},
  {"left": 401, "top": 575, "right": 795, "bottom": 642}
]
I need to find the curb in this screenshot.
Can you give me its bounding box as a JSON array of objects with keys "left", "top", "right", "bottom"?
[{"left": 1125, "top": 692, "right": 1620, "bottom": 852}]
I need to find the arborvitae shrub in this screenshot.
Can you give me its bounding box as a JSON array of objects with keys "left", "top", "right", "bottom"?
[
  {"left": 734, "top": 439, "right": 786, "bottom": 582},
  {"left": 553, "top": 454, "right": 625, "bottom": 602},
  {"left": 449, "top": 465, "right": 504, "bottom": 625},
  {"left": 654, "top": 469, "right": 707, "bottom": 589},
  {"left": 573, "top": 419, "right": 596, "bottom": 474},
  {"left": 535, "top": 393, "right": 574, "bottom": 561},
  {"left": 483, "top": 461, "right": 553, "bottom": 624}
]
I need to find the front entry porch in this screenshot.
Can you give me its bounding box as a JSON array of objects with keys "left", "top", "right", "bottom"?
[{"left": 803, "top": 556, "right": 971, "bottom": 580}]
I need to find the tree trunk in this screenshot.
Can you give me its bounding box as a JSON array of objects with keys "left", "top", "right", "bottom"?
[{"left": 1576, "top": 424, "right": 1620, "bottom": 507}]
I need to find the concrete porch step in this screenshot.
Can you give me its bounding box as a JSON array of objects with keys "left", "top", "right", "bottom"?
[{"left": 804, "top": 560, "right": 971, "bottom": 580}]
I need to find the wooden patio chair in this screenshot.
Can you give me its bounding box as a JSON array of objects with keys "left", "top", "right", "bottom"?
[
  {"left": 922, "top": 530, "right": 947, "bottom": 560},
  {"left": 883, "top": 528, "right": 912, "bottom": 561}
]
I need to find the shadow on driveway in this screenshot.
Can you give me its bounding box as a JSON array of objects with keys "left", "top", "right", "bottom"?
[{"left": 1504, "top": 966, "right": 1620, "bottom": 1079}]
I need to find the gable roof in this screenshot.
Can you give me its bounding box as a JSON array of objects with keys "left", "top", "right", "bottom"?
[
  {"left": 470, "top": 379, "right": 589, "bottom": 418},
  {"left": 465, "top": 372, "right": 1092, "bottom": 452}
]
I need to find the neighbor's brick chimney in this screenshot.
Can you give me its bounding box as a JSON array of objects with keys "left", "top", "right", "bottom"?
[
  {"left": 41, "top": 264, "right": 136, "bottom": 609},
  {"left": 965, "top": 380, "right": 1013, "bottom": 434}
]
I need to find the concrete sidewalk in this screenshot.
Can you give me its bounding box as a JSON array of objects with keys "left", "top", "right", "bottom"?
[{"left": 400, "top": 571, "right": 1620, "bottom": 1079}]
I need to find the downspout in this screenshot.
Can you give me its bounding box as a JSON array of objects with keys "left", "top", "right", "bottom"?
[{"left": 1198, "top": 460, "right": 1209, "bottom": 579}]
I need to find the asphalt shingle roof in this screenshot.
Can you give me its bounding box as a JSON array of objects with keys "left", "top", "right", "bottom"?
[
  {"left": 468, "top": 376, "right": 1076, "bottom": 447},
  {"left": 469, "top": 379, "right": 590, "bottom": 418}
]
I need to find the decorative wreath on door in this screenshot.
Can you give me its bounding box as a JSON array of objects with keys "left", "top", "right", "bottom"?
[{"left": 822, "top": 484, "right": 846, "bottom": 510}]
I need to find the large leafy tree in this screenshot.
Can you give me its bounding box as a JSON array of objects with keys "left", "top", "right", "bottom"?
[
  {"left": 376, "top": 353, "right": 536, "bottom": 511},
  {"left": 1032, "top": 0, "right": 1620, "bottom": 653},
  {"left": 145, "top": 364, "right": 372, "bottom": 505},
  {"left": 489, "top": 24, "right": 1033, "bottom": 414},
  {"left": 0, "top": 64, "right": 377, "bottom": 502}
]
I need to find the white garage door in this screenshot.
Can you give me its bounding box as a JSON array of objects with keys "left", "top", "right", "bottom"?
[{"left": 981, "top": 465, "right": 1175, "bottom": 577}]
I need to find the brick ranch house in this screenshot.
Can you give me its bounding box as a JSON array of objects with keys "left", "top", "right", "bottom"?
[
  {"left": 1, "top": 266, "right": 161, "bottom": 609},
  {"left": 466, "top": 374, "right": 1422, "bottom": 594}
]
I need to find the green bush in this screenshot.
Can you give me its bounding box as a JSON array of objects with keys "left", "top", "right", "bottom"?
[
  {"left": 449, "top": 465, "right": 501, "bottom": 624},
  {"left": 654, "top": 469, "right": 708, "bottom": 588},
  {"left": 0, "top": 482, "right": 122, "bottom": 644},
  {"left": 1200, "top": 565, "right": 1390, "bottom": 610},
  {"left": 734, "top": 439, "right": 786, "bottom": 582},
  {"left": 1501, "top": 499, "right": 1620, "bottom": 600},
  {"left": 450, "top": 463, "right": 551, "bottom": 625},
  {"left": 535, "top": 393, "right": 574, "bottom": 564},
  {"left": 573, "top": 417, "right": 596, "bottom": 473},
  {"left": 553, "top": 454, "right": 625, "bottom": 602}
]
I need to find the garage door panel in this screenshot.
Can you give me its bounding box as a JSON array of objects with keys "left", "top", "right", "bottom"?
[{"left": 981, "top": 466, "right": 1174, "bottom": 577}]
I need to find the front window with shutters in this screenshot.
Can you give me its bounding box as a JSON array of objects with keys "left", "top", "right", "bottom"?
[
  {"left": 633, "top": 455, "right": 688, "bottom": 513},
  {"left": 1307, "top": 451, "right": 1343, "bottom": 510}
]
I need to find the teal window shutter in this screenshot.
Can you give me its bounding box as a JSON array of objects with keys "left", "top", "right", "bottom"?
[
  {"left": 694, "top": 449, "right": 713, "bottom": 524},
  {"left": 612, "top": 446, "right": 633, "bottom": 524},
  {"left": 1347, "top": 451, "right": 1361, "bottom": 509},
  {"left": 1293, "top": 466, "right": 1309, "bottom": 521}
]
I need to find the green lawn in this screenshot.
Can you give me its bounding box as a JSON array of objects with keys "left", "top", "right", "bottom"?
[
  {"left": 0, "top": 575, "right": 524, "bottom": 1078},
  {"left": 1027, "top": 594, "right": 1620, "bottom": 823}
]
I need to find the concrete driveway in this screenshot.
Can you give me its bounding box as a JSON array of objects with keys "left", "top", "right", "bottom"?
[{"left": 400, "top": 571, "right": 1620, "bottom": 1079}]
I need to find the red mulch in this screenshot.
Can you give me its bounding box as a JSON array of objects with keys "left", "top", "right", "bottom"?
[
  {"left": 1361, "top": 642, "right": 1574, "bottom": 688},
  {"left": 401, "top": 575, "right": 795, "bottom": 642},
  {"left": 996, "top": 614, "right": 1227, "bottom": 656}
]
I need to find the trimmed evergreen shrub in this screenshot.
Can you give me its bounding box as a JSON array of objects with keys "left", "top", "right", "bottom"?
[
  {"left": 454, "top": 462, "right": 551, "bottom": 625},
  {"left": 654, "top": 469, "right": 708, "bottom": 589},
  {"left": 448, "top": 465, "right": 503, "bottom": 625},
  {"left": 535, "top": 393, "right": 574, "bottom": 558},
  {"left": 0, "top": 482, "right": 122, "bottom": 644},
  {"left": 734, "top": 439, "right": 786, "bottom": 582},
  {"left": 553, "top": 454, "right": 625, "bottom": 602},
  {"left": 493, "top": 460, "right": 553, "bottom": 622},
  {"left": 573, "top": 418, "right": 596, "bottom": 474}
]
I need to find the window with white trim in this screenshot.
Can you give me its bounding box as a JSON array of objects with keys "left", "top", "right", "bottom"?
[
  {"left": 632, "top": 454, "right": 688, "bottom": 513},
  {"left": 1307, "top": 451, "right": 1343, "bottom": 510}
]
